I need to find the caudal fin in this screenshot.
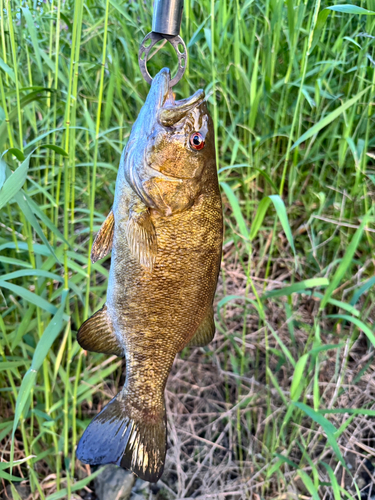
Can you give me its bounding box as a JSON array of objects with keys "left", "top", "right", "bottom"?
[{"left": 76, "top": 393, "right": 167, "bottom": 482}]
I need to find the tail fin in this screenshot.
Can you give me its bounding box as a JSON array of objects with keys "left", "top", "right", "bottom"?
[{"left": 76, "top": 393, "right": 167, "bottom": 482}]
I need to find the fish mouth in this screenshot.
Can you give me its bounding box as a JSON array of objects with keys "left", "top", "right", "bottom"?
[
  {"left": 158, "top": 89, "right": 205, "bottom": 127},
  {"left": 148, "top": 68, "right": 205, "bottom": 127},
  {"left": 152, "top": 69, "right": 205, "bottom": 127}
]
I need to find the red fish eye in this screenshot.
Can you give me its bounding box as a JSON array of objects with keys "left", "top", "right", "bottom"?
[{"left": 190, "top": 132, "right": 205, "bottom": 151}]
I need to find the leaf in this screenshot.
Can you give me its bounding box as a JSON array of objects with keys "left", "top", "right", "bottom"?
[
  {"left": 22, "top": 7, "right": 43, "bottom": 77},
  {"left": 0, "top": 280, "right": 57, "bottom": 314},
  {"left": 1, "top": 269, "right": 63, "bottom": 282},
  {"left": 0, "top": 56, "right": 16, "bottom": 82},
  {"left": 290, "top": 354, "right": 308, "bottom": 400},
  {"left": 0, "top": 154, "right": 31, "bottom": 209},
  {"left": 294, "top": 402, "right": 345, "bottom": 466},
  {"left": 327, "top": 5, "right": 375, "bottom": 15},
  {"left": 265, "top": 278, "right": 329, "bottom": 298},
  {"left": 343, "top": 36, "right": 362, "bottom": 49},
  {"left": 249, "top": 197, "right": 271, "bottom": 240},
  {"left": 0, "top": 160, "right": 6, "bottom": 189},
  {"left": 328, "top": 314, "right": 375, "bottom": 348},
  {"left": 42, "top": 144, "right": 68, "bottom": 156},
  {"left": 303, "top": 290, "right": 360, "bottom": 317},
  {"left": 0, "top": 422, "right": 13, "bottom": 442},
  {"left": 14, "top": 193, "right": 58, "bottom": 260},
  {"left": 218, "top": 164, "right": 278, "bottom": 191},
  {"left": 108, "top": 0, "right": 138, "bottom": 27},
  {"left": 25, "top": 194, "right": 69, "bottom": 247},
  {"left": 0, "top": 470, "right": 23, "bottom": 482},
  {"left": 319, "top": 408, "right": 375, "bottom": 416},
  {"left": 0, "top": 268, "right": 82, "bottom": 301},
  {"left": 310, "top": 9, "right": 331, "bottom": 54},
  {"left": 14, "top": 190, "right": 61, "bottom": 263},
  {"left": 0, "top": 257, "right": 33, "bottom": 268},
  {"left": 321, "top": 462, "right": 341, "bottom": 500},
  {"left": 250, "top": 195, "right": 296, "bottom": 255},
  {"left": 350, "top": 276, "right": 375, "bottom": 305},
  {"left": 274, "top": 453, "right": 299, "bottom": 468},
  {"left": 24, "top": 128, "right": 65, "bottom": 150},
  {"left": 11, "top": 369, "right": 37, "bottom": 437},
  {"left": 31, "top": 293, "right": 68, "bottom": 371},
  {"left": 0, "top": 241, "right": 50, "bottom": 256},
  {"left": 220, "top": 182, "right": 249, "bottom": 239},
  {"left": 0, "top": 91, "right": 51, "bottom": 149},
  {"left": 267, "top": 367, "right": 288, "bottom": 405},
  {"left": 217, "top": 294, "right": 264, "bottom": 320},
  {"left": 311, "top": 5, "right": 375, "bottom": 54},
  {"left": 0, "top": 361, "right": 26, "bottom": 371},
  {"left": 268, "top": 324, "right": 296, "bottom": 367},
  {"left": 9, "top": 483, "right": 23, "bottom": 500},
  {"left": 320, "top": 212, "right": 370, "bottom": 309},
  {"left": 298, "top": 470, "right": 320, "bottom": 500},
  {"left": 45, "top": 467, "right": 103, "bottom": 500},
  {"left": 12, "top": 291, "right": 68, "bottom": 436},
  {"left": 291, "top": 87, "right": 370, "bottom": 150},
  {"left": 5, "top": 148, "right": 25, "bottom": 161}
]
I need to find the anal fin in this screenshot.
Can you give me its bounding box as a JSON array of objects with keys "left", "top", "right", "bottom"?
[
  {"left": 185, "top": 306, "right": 215, "bottom": 348},
  {"left": 126, "top": 199, "right": 157, "bottom": 272},
  {"left": 91, "top": 209, "right": 115, "bottom": 263},
  {"left": 77, "top": 305, "right": 124, "bottom": 357}
]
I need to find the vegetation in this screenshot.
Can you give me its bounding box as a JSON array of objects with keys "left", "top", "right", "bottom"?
[{"left": 1, "top": 0, "right": 375, "bottom": 497}]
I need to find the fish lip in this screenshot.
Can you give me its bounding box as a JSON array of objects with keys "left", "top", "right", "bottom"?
[
  {"left": 171, "top": 88, "right": 205, "bottom": 109},
  {"left": 158, "top": 89, "right": 206, "bottom": 127}
]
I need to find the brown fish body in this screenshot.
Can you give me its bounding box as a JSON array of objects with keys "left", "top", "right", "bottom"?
[{"left": 77, "top": 68, "right": 223, "bottom": 482}]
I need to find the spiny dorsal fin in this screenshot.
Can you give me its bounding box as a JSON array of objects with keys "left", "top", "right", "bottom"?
[
  {"left": 126, "top": 200, "right": 157, "bottom": 272},
  {"left": 77, "top": 305, "right": 124, "bottom": 357},
  {"left": 91, "top": 210, "right": 115, "bottom": 263},
  {"left": 185, "top": 306, "right": 215, "bottom": 348}
]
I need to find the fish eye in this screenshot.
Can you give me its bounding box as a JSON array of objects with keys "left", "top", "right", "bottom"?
[{"left": 189, "top": 132, "right": 205, "bottom": 151}]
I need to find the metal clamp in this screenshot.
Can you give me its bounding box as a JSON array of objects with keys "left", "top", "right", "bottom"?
[
  {"left": 138, "top": 0, "right": 187, "bottom": 87},
  {"left": 138, "top": 32, "right": 187, "bottom": 87}
]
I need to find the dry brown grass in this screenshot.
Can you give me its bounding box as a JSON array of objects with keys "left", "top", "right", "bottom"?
[{"left": 2, "top": 244, "right": 375, "bottom": 500}]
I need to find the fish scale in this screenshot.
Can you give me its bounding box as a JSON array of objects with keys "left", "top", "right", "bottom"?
[{"left": 76, "top": 68, "right": 223, "bottom": 482}]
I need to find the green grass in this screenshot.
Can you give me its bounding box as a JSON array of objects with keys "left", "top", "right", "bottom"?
[{"left": 1, "top": 0, "right": 375, "bottom": 497}]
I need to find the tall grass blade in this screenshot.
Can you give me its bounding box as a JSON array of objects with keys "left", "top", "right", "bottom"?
[
  {"left": 0, "top": 155, "right": 31, "bottom": 209},
  {"left": 291, "top": 87, "right": 370, "bottom": 151},
  {"left": 320, "top": 212, "right": 370, "bottom": 309},
  {"left": 12, "top": 291, "right": 67, "bottom": 437}
]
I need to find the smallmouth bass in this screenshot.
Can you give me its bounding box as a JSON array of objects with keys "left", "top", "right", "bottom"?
[{"left": 76, "top": 68, "right": 223, "bottom": 482}]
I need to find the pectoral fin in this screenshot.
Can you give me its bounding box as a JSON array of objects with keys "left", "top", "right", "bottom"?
[
  {"left": 126, "top": 200, "right": 157, "bottom": 272},
  {"left": 185, "top": 306, "right": 215, "bottom": 348},
  {"left": 77, "top": 305, "right": 124, "bottom": 357},
  {"left": 91, "top": 210, "right": 115, "bottom": 263}
]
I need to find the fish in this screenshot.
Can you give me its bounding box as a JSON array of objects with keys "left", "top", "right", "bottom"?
[{"left": 76, "top": 67, "right": 223, "bottom": 483}]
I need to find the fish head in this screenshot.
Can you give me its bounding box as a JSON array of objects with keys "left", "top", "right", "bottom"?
[{"left": 124, "top": 68, "right": 216, "bottom": 216}]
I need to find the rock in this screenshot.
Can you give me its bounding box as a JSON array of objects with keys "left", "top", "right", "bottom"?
[
  {"left": 94, "top": 464, "right": 136, "bottom": 500},
  {"left": 130, "top": 478, "right": 149, "bottom": 499},
  {"left": 3, "top": 483, "right": 31, "bottom": 500}
]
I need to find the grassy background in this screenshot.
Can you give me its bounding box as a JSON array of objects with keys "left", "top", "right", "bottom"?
[{"left": 1, "top": 0, "right": 375, "bottom": 498}]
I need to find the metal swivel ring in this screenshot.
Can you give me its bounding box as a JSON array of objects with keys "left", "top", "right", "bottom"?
[{"left": 138, "top": 32, "right": 187, "bottom": 88}]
